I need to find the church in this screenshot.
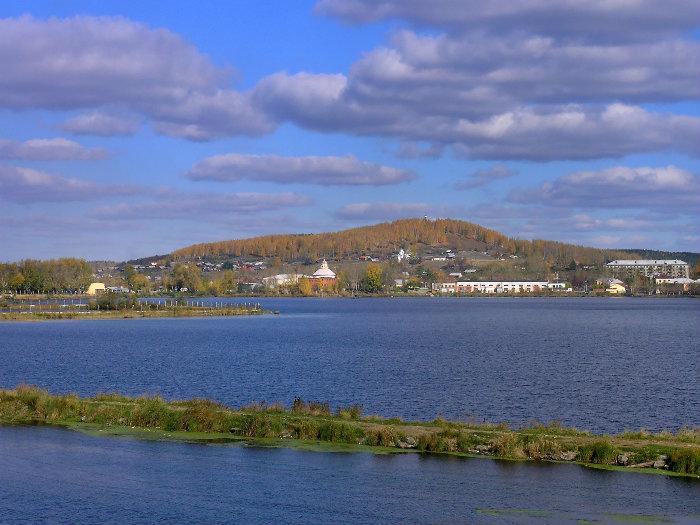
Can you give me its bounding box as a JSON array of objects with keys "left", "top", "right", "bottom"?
[{"left": 309, "top": 259, "right": 336, "bottom": 288}]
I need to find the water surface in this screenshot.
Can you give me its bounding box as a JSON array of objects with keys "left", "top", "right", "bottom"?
[
  {"left": 1, "top": 297, "right": 697, "bottom": 432},
  {"left": 0, "top": 426, "right": 698, "bottom": 525}
]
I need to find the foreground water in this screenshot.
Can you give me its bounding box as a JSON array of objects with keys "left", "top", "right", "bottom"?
[
  {"left": 1, "top": 298, "right": 699, "bottom": 523},
  {"left": 0, "top": 426, "right": 698, "bottom": 525},
  {"left": 1, "top": 297, "right": 697, "bottom": 432}
]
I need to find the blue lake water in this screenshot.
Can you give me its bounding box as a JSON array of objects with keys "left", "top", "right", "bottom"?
[
  {"left": 1, "top": 297, "right": 698, "bottom": 432},
  {"left": 0, "top": 426, "right": 698, "bottom": 525},
  {"left": 1, "top": 297, "right": 699, "bottom": 524}
]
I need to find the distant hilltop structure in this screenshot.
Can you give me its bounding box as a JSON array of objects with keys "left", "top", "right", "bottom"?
[{"left": 606, "top": 259, "right": 689, "bottom": 279}]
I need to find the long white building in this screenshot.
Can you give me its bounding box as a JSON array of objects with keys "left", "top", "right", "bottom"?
[
  {"left": 432, "top": 281, "right": 567, "bottom": 294},
  {"left": 606, "top": 260, "right": 689, "bottom": 278}
]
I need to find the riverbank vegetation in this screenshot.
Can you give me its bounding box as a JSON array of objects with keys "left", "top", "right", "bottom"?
[
  {"left": 1, "top": 386, "right": 698, "bottom": 478},
  {"left": 0, "top": 301, "right": 266, "bottom": 322}
]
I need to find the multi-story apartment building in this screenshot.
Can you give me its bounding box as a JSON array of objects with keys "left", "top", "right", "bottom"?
[
  {"left": 432, "top": 281, "right": 567, "bottom": 294},
  {"left": 606, "top": 260, "right": 689, "bottom": 278}
]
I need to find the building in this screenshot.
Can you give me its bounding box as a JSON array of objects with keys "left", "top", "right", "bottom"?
[
  {"left": 432, "top": 281, "right": 566, "bottom": 294},
  {"left": 86, "top": 282, "right": 105, "bottom": 295},
  {"left": 262, "top": 273, "right": 304, "bottom": 288},
  {"left": 655, "top": 277, "right": 699, "bottom": 291},
  {"left": 606, "top": 260, "right": 689, "bottom": 278},
  {"left": 598, "top": 278, "right": 626, "bottom": 294},
  {"left": 309, "top": 259, "right": 337, "bottom": 288}
]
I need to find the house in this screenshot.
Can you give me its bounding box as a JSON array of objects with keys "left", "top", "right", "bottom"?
[
  {"left": 606, "top": 259, "right": 689, "bottom": 278},
  {"left": 86, "top": 282, "right": 105, "bottom": 295},
  {"left": 598, "top": 278, "right": 626, "bottom": 295}
]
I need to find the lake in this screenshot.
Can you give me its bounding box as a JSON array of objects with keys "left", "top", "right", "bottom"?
[
  {"left": 1, "top": 297, "right": 697, "bottom": 432},
  {"left": 1, "top": 425, "right": 698, "bottom": 525},
  {"left": 1, "top": 297, "right": 699, "bottom": 524}
]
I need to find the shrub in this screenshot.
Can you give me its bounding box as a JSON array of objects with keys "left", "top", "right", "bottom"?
[
  {"left": 667, "top": 449, "right": 700, "bottom": 475},
  {"left": 578, "top": 441, "right": 618, "bottom": 464}
]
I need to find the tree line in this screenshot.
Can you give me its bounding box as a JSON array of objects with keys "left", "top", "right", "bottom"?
[{"left": 0, "top": 259, "right": 93, "bottom": 293}]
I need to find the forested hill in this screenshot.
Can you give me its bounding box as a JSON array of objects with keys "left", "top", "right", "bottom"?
[{"left": 172, "top": 218, "right": 634, "bottom": 267}]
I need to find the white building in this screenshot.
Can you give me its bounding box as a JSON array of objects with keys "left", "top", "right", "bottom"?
[
  {"left": 262, "top": 274, "right": 305, "bottom": 287},
  {"left": 655, "top": 277, "right": 699, "bottom": 291},
  {"left": 606, "top": 259, "right": 689, "bottom": 278},
  {"left": 432, "top": 281, "right": 567, "bottom": 294}
]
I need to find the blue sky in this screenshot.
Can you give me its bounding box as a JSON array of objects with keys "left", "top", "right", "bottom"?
[{"left": 1, "top": 1, "right": 698, "bottom": 261}]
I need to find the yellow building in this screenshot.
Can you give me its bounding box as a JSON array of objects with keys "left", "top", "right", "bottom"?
[
  {"left": 86, "top": 282, "right": 106, "bottom": 295},
  {"left": 605, "top": 279, "right": 626, "bottom": 295}
]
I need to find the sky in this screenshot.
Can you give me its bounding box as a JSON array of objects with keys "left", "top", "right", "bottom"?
[{"left": 0, "top": 0, "right": 699, "bottom": 261}]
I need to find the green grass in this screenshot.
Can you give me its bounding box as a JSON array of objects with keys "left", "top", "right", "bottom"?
[{"left": 1, "top": 386, "right": 699, "bottom": 479}]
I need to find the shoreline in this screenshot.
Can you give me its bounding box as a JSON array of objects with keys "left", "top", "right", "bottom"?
[{"left": 2, "top": 387, "right": 698, "bottom": 479}]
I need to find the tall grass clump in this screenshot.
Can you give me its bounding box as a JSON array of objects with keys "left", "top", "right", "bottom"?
[
  {"left": 239, "top": 413, "right": 283, "bottom": 438},
  {"left": 291, "top": 397, "right": 331, "bottom": 416},
  {"left": 336, "top": 404, "right": 363, "bottom": 420},
  {"left": 522, "top": 436, "right": 562, "bottom": 460},
  {"left": 363, "top": 426, "right": 400, "bottom": 447},
  {"left": 667, "top": 449, "right": 700, "bottom": 475},
  {"left": 490, "top": 433, "right": 526, "bottom": 459},
  {"left": 578, "top": 441, "right": 618, "bottom": 464},
  {"left": 317, "top": 421, "right": 363, "bottom": 444}
]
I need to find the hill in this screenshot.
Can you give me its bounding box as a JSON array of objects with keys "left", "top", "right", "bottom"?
[{"left": 171, "top": 218, "right": 636, "bottom": 268}]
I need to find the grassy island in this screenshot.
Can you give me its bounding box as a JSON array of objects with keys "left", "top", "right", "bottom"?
[
  {"left": 2, "top": 386, "right": 698, "bottom": 478},
  {"left": 0, "top": 305, "right": 267, "bottom": 322}
]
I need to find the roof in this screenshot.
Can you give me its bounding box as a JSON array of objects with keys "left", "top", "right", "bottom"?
[
  {"left": 312, "top": 259, "right": 336, "bottom": 279},
  {"left": 608, "top": 259, "right": 688, "bottom": 265}
]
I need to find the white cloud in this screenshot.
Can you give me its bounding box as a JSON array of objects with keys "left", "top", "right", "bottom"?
[
  {"left": 316, "top": 1, "right": 700, "bottom": 42},
  {"left": 60, "top": 111, "right": 140, "bottom": 136},
  {"left": 0, "top": 137, "right": 108, "bottom": 160},
  {"left": 454, "top": 165, "right": 515, "bottom": 189},
  {"left": 510, "top": 165, "right": 700, "bottom": 209},
  {"left": 91, "top": 191, "right": 312, "bottom": 220},
  {"left": 186, "top": 153, "right": 415, "bottom": 186},
  {"left": 0, "top": 164, "right": 139, "bottom": 202},
  {"left": 0, "top": 15, "right": 272, "bottom": 140}
]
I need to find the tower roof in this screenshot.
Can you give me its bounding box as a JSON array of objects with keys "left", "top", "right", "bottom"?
[{"left": 312, "top": 259, "right": 336, "bottom": 278}]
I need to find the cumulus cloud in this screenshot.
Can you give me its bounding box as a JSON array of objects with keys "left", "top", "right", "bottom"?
[
  {"left": 454, "top": 165, "right": 515, "bottom": 190},
  {"left": 0, "top": 15, "right": 272, "bottom": 140},
  {"left": 91, "top": 191, "right": 312, "bottom": 220},
  {"left": 0, "top": 137, "right": 108, "bottom": 161},
  {"left": 186, "top": 153, "right": 415, "bottom": 186},
  {"left": 0, "top": 165, "right": 140, "bottom": 202},
  {"left": 256, "top": 71, "right": 700, "bottom": 160},
  {"left": 253, "top": 3, "right": 700, "bottom": 161},
  {"left": 510, "top": 165, "right": 700, "bottom": 210},
  {"left": 60, "top": 111, "right": 140, "bottom": 136},
  {"left": 316, "top": 0, "right": 700, "bottom": 42}
]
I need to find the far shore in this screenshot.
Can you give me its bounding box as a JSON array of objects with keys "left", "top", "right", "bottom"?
[{"left": 1, "top": 386, "right": 698, "bottom": 479}]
